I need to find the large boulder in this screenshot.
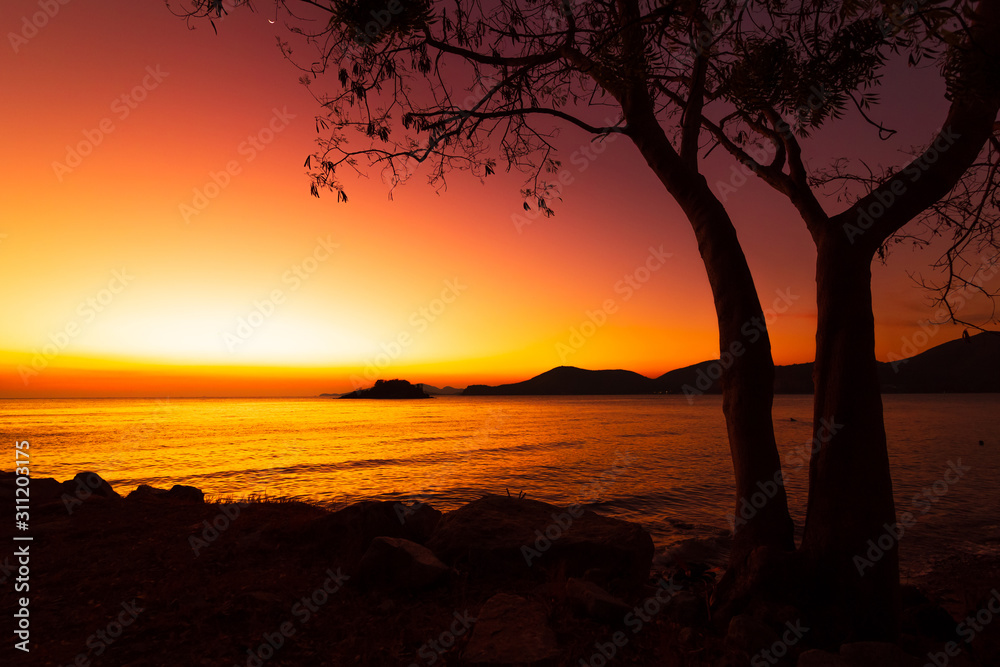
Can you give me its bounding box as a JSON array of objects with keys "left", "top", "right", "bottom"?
[
  {"left": 425, "top": 495, "right": 653, "bottom": 589},
  {"left": 311, "top": 500, "right": 442, "bottom": 560},
  {"left": 463, "top": 593, "right": 561, "bottom": 665},
  {"left": 59, "top": 472, "right": 121, "bottom": 505},
  {"left": 127, "top": 484, "right": 204, "bottom": 503},
  {"left": 357, "top": 536, "right": 449, "bottom": 591},
  {"left": 64, "top": 471, "right": 120, "bottom": 499},
  {"left": 0, "top": 473, "right": 63, "bottom": 505}
]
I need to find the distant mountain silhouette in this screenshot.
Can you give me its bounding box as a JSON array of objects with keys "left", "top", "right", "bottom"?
[
  {"left": 462, "top": 333, "right": 1000, "bottom": 396},
  {"left": 420, "top": 385, "right": 464, "bottom": 395},
  {"left": 656, "top": 360, "right": 815, "bottom": 394},
  {"left": 659, "top": 332, "right": 1000, "bottom": 394},
  {"left": 881, "top": 331, "right": 1000, "bottom": 392},
  {"left": 463, "top": 367, "right": 659, "bottom": 395},
  {"left": 775, "top": 363, "right": 817, "bottom": 394},
  {"left": 655, "top": 361, "right": 721, "bottom": 395},
  {"left": 340, "top": 379, "right": 431, "bottom": 399}
]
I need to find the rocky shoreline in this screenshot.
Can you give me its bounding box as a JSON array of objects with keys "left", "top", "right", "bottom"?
[{"left": 2, "top": 471, "right": 998, "bottom": 666}]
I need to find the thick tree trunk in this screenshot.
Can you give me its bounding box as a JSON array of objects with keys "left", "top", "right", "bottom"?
[
  {"left": 801, "top": 235, "right": 899, "bottom": 641},
  {"left": 798, "top": 4, "right": 1000, "bottom": 640}
]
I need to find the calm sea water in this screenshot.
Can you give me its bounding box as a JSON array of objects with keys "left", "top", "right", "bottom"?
[{"left": 3, "top": 394, "right": 998, "bottom": 576}]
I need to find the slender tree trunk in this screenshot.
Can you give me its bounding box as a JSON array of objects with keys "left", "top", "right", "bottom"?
[
  {"left": 611, "top": 81, "right": 793, "bottom": 610},
  {"left": 679, "top": 182, "right": 797, "bottom": 565},
  {"left": 801, "top": 234, "right": 899, "bottom": 641},
  {"left": 637, "top": 147, "right": 796, "bottom": 564}
]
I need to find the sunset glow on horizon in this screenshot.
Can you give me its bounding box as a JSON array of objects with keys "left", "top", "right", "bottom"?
[
  {"left": 6, "top": 4, "right": 1000, "bottom": 665},
  {"left": 1, "top": 0, "right": 988, "bottom": 397}
]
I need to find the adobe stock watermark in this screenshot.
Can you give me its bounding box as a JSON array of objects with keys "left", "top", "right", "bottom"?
[
  {"left": 521, "top": 504, "right": 585, "bottom": 567},
  {"left": 854, "top": 459, "right": 970, "bottom": 576},
  {"left": 682, "top": 287, "right": 800, "bottom": 402},
  {"left": 575, "top": 450, "right": 633, "bottom": 504},
  {"left": 65, "top": 599, "right": 144, "bottom": 666},
  {"left": 540, "top": 0, "right": 582, "bottom": 32},
  {"left": 18, "top": 268, "right": 134, "bottom": 385},
  {"left": 842, "top": 127, "right": 961, "bottom": 243},
  {"left": 672, "top": 1, "right": 748, "bottom": 69},
  {"left": 406, "top": 609, "right": 477, "bottom": 667},
  {"left": 8, "top": 0, "right": 72, "bottom": 54},
  {"left": 60, "top": 471, "right": 119, "bottom": 515},
  {"left": 380, "top": 74, "right": 505, "bottom": 191},
  {"left": 512, "top": 116, "right": 622, "bottom": 234},
  {"left": 106, "top": 397, "right": 173, "bottom": 474},
  {"left": 924, "top": 589, "right": 1000, "bottom": 667},
  {"left": 349, "top": 278, "right": 467, "bottom": 388},
  {"left": 180, "top": 106, "right": 296, "bottom": 223},
  {"left": 190, "top": 502, "right": 250, "bottom": 556},
  {"left": 578, "top": 576, "right": 682, "bottom": 666},
  {"left": 780, "top": 417, "right": 844, "bottom": 477},
  {"left": 0, "top": 552, "right": 16, "bottom": 586},
  {"left": 715, "top": 84, "right": 829, "bottom": 202},
  {"left": 691, "top": 3, "right": 745, "bottom": 51},
  {"left": 727, "top": 417, "right": 843, "bottom": 533},
  {"left": 887, "top": 251, "right": 999, "bottom": 370},
  {"left": 878, "top": 0, "right": 935, "bottom": 39},
  {"left": 750, "top": 620, "right": 810, "bottom": 667},
  {"left": 556, "top": 245, "right": 672, "bottom": 363},
  {"left": 51, "top": 66, "right": 169, "bottom": 182},
  {"left": 396, "top": 406, "right": 508, "bottom": 523},
  {"left": 350, "top": 0, "right": 406, "bottom": 46},
  {"left": 223, "top": 236, "right": 339, "bottom": 352},
  {"left": 523, "top": 450, "right": 633, "bottom": 567},
  {"left": 235, "top": 568, "right": 349, "bottom": 667}
]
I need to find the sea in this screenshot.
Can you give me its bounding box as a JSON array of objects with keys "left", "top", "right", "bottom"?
[{"left": 3, "top": 394, "right": 998, "bottom": 577}]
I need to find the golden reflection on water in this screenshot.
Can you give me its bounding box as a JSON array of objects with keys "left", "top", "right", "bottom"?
[{"left": 4, "top": 394, "right": 998, "bottom": 559}]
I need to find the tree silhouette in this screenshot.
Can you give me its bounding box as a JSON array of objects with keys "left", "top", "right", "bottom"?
[
  {"left": 172, "top": 0, "right": 1000, "bottom": 641},
  {"left": 693, "top": 1, "right": 1000, "bottom": 639}
]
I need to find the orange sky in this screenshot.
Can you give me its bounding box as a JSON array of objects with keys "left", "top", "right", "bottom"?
[{"left": 0, "top": 0, "right": 991, "bottom": 397}]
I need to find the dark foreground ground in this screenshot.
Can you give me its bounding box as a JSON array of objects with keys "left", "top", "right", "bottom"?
[{"left": 1, "top": 473, "right": 999, "bottom": 667}]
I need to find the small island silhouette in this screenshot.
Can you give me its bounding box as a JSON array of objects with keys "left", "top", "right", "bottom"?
[{"left": 339, "top": 379, "right": 431, "bottom": 399}]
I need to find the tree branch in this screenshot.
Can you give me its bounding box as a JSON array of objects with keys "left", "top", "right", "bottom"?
[
  {"left": 829, "top": 0, "right": 1000, "bottom": 256},
  {"left": 680, "top": 37, "right": 708, "bottom": 167}
]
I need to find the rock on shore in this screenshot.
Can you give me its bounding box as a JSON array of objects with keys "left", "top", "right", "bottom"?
[{"left": 4, "top": 470, "right": 989, "bottom": 666}]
